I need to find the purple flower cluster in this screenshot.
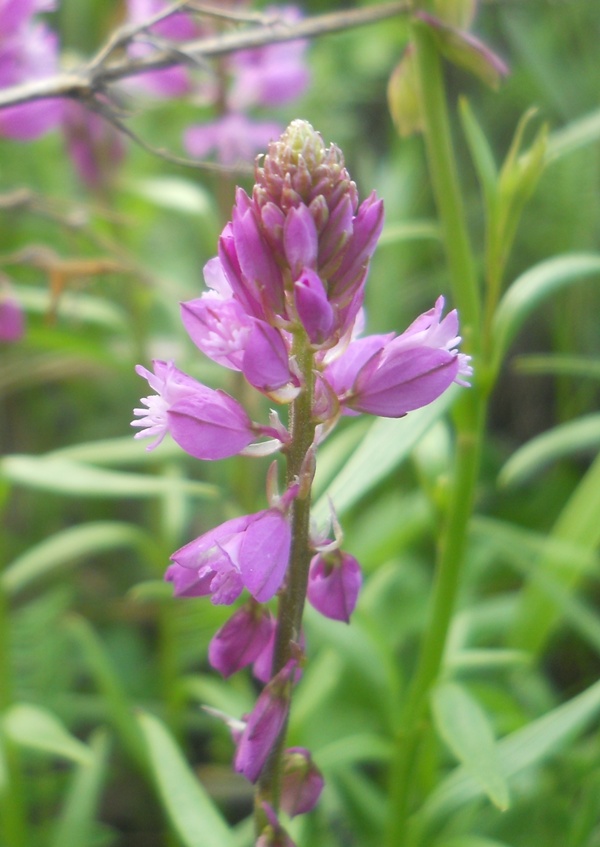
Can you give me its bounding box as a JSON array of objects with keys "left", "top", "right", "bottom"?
[
  {"left": 132, "top": 120, "right": 470, "bottom": 832},
  {"left": 0, "top": 0, "right": 62, "bottom": 139}
]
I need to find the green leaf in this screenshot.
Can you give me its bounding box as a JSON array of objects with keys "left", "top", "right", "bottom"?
[
  {"left": 418, "top": 15, "right": 508, "bottom": 89},
  {"left": 0, "top": 729, "right": 7, "bottom": 792},
  {"left": 3, "top": 704, "right": 92, "bottom": 765},
  {"left": 312, "top": 387, "right": 457, "bottom": 523},
  {"left": 510, "top": 450, "right": 600, "bottom": 652},
  {"left": 420, "top": 677, "right": 600, "bottom": 825},
  {"left": 47, "top": 434, "right": 193, "bottom": 467},
  {"left": 50, "top": 729, "right": 111, "bottom": 847},
  {"left": 0, "top": 455, "right": 216, "bottom": 499},
  {"left": 65, "top": 616, "right": 147, "bottom": 770},
  {"left": 546, "top": 106, "right": 600, "bottom": 162},
  {"left": 315, "top": 733, "right": 390, "bottom": 771},
  {"left": 459, "top": 98, "right": 498, "bottom": 215},
  {"left": 130, "top": 177, "right": 214, "bottom": 216},
  {"left": 2, "top": 521, "right": 150, "bottom": 596},
  {"left": 446, "top": 648, "right": 529, "bottom": 674},
  {"left": 513, "top": 353, "right": 600, "bottom": 381},
  {"left": 379, "top": 219, "right": 441, "bottom": 246},
  {"left": 431, "top": 682, "right": 509, "bottom": 810},
  {"left": 387, "top": 48, "right": 424, "bottom": 138},
  {"left": 136, "top": 710, "right": 233, "bottom": 847},
  {"left": 499, "top": 413, "right": 600, "bottom": 487},
  {"left": 438, "top": 838, "right": 515, "bottom": 847},
  {"left": 15, "top": 285, "right": 128, "bottom": 331},
  {"left": 492, "top": 253, "right": 600, "bottom": 373}
]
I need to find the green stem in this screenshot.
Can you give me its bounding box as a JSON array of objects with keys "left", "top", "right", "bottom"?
[
  {"left": 385, "top": 20, "right": 486, "bottom": 847},
  {"left": 255, "top": 336, "right": 316, "bottom": 821},
  {"left": 0, "top": 583, "right": 28, "bottom": 847},
  {"left": 412, "top": 19, "right": 481, "bottom": 354}
]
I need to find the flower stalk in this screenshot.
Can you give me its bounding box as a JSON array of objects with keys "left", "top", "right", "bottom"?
[
  {"left": 385, "top": 19, "right": 487, "bottom": 847},
  {"left": 132, "top": 119, "right": 470, "bottom": 841},
  {"left": 256, "top": 334, "right": 317, "bottom": 817}
]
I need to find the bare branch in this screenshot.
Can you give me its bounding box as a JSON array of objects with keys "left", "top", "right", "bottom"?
[
  {"left": 0, "top": 2, "right": 409, "bottom": 110},
  {"left": 85, "top": 96, "right": 252, "bottom": 175}
]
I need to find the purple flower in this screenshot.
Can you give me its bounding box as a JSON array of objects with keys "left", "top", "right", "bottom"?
[
  {"left": 241, "top": 320, "right": 297, "bottom": 396},
  {"left": 252, "top": 122, "right": 384, "bottom": 343},
  {"left": 166, "top": 506, "right": 292, "bottom": 604},
  {"left": 327, "top": 191, "right": 385, "bottom": 310},
  {"left": 131, "top": 360, "right": 260, "bottom": 460},
  {"left": 283, "top": 203, "right": 319, "bottom": 277},
  {"left": 62, "top": 101, "right": 126, "bottom": 189},
  {"left": 281, "top": 747, "right": 325, "bottom": 817},
  {"left": 0, "top": 290, "right": 24, "bottom": 343},
  {"left": 325, "top": 297, "right": 472, "bottom": 417},
  {"left": 181, "top": 257, "right": 253, "bottom": 371},
  {"left": 234, "top": 660, "right": 296, "bottom": 782},
  {"left": 209, "top": 603, "right": 275, "bottom": 678},
  {"left": 184, "top": 113, "right": 282, "bottom": 166},
  {"left": 228, "top": 7, "right": 309, "bottom": 111},
  {"left": 0, "top": 5, "right": 63, "bottom": 140},
  {"left": 294, "top": 269, "right": 335, "bottom": 345},
  {"left": 125, "top": 0, "right": 199, "bottom": 97},
  {"left": 307, "top": 550, "right": 362, "bottom": 623}
]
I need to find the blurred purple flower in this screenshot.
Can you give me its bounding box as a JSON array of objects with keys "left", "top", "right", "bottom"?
[
  {"left": 166, "top": 505, "right": 292, "bottom": 604},
  {"left": 0, "top": 1, "right": 62, "bottom": 140},
  {"left": 0, "top": 290, "right": 24, "bottom": 343},
  {"left": 125, "top": 0, "right": 199, "bottom": 97},
  {"left": 183, "top": 6, "right": 309, "bottom": 164},
  {"left": 62, "top": 101, "right": 126, "bottom": 189},
  {"left": 184, "top": 113, "right": 282, "bottom": 166},
  {"left": 227, "top": 6, "right": 309, "bottom": 111}
]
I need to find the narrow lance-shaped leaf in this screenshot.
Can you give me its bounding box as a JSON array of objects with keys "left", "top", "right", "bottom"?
[
  {"left": 499, "top": 413, "right": 600, "bottom": 488},
  {"left": 510, "top": 449, "right": 600, "bottom": 652},
  {"left": 65, "top": 616, "right": 147, "bottom": 771},
  {"left": 312, "top": 387, "right": 457, "bottom": 523},
  {"left": 136, "top": 710, "right": 233, "bottom": 847},
  {"left": 3, "top": 704, "right": 92, "bottom": 766},
  {"left": 0, "top": 455, "right": 216, "bottom": 499},
  {"left": 491, "top": 253, "right": 600, "bottom": 374},
  {"left": 2, "top": 521, "right": 151, "bottom": 596},
  {"left": 420, "top": 677, "right": 600, "bottom": 827},
  {"left": 431, "top": 681, "right": 509, "bottom": 810},
  {"left": 50, "top": 729, "right": 111, "bottom": 847}
]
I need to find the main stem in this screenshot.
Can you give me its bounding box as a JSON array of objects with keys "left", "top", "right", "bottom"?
[
  {"left": 385, "top": 21, "right": 486, "bottom": 847},
  {"left": 256, "top": 333, "right": 316, "bottom": 819},
  {"left": 0, "top": 582, "right": 28, "bottom": 847}
]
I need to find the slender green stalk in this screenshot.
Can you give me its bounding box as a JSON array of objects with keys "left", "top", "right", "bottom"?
[
  {"left": 385, "top": 20, "right": 486, "bottom": 847},
  {"left": 0, "top": 584, "right": 28, "bottom": 847},
  {"left": 411, "top": 20, "right": 481, "bottom": 353},
  {"left": 255, "top": 334, "right": 316, "bottom": 821}
]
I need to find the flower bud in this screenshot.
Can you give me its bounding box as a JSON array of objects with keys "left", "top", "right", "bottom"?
[
  {"left": 281, "top": 747, "right": 325, "bottom": 817},
  {"left": 307, "top": 550, "right": 362, "bottom": 623},
  {"left": 209, "top": 603, "right": 275, "bottom": 678}
]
